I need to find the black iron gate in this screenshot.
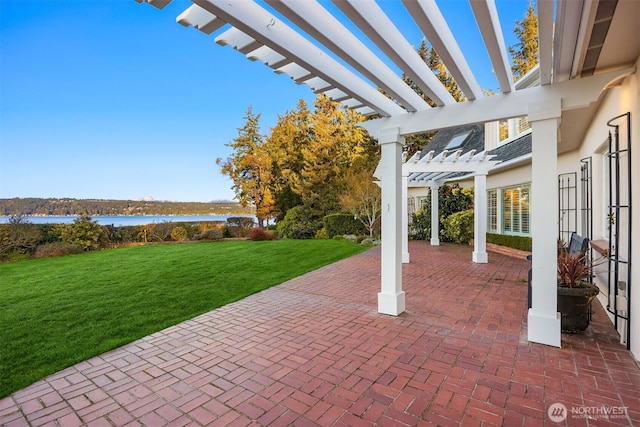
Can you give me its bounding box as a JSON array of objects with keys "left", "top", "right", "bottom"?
[
  {"left": 558, "top": 172, "right": 577, "bottom": 245},
  {"left": 606, "top": 112, "right": 632, "bottom": 350},
  {"left": 580, "top": 157, "right": 593, "bottom": 241}
]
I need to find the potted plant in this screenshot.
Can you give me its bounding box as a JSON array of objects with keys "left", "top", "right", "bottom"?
[{"left": 557, "top": 249, "right": 601, "bottom": 332}]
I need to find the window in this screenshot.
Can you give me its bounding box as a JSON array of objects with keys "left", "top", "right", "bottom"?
[
  {"left": 502, "top": 185, "right": 530, "bottom": 235},
  {"left": 487, "top": 190, "right": 498, "bottom": 232},
  {"left": 445, "top": 131, "right": 471, "bottom": 150},
  {"left": 417, "top": 196, "right": 429, "bottom": 211},
  {"left": 517, "top": 116, "right": 530, "bottom": 134}
]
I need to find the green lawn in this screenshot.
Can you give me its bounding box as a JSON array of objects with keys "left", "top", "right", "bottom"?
[{"left": 0, "top": 240, "right": 367, "bottom": 398}]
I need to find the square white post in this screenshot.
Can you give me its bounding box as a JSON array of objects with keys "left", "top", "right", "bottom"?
[
  {"left": 402, "top": 171, "right": 410, "bottom": 263},
  {"left": 378, "top": 127, "right": 406, "bottom": 315},
  {"left": 473, "top": 171, "right": 489, "bottom": 263},
  {"left": 527, "top": 99, "right": 561, "bottom": 348},
  {"left": 430, "top": 184, "right": 440, "bottom": 246}
]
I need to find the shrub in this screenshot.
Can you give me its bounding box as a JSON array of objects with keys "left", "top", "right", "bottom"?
[
  {"left": 323, "top": 214, "right": 367, "bottom": 238},
  {"left": 0, "top": 216, "right": 42, "bottom": 256},
  {"left": 34, "top": 243, "right": 83, "bottom": 258},
  {"left": 411, "top": 183, "right": 474, "bottom": 242},
  {"left": 171, "top": 226, "right": 188, "bottom": 241},
  {"left": 486, "top": 233, "right": 532, "bottom": 251},
  {"left": 193, "top": 228, "right": 224, "bottom": 241},
  {"left": 332, "top": 235, "right": 345, "bottom": 241},
  {"left": 315, "top": 228, "right": 329, "bottom": 240},
  {"left": 106, "top": 225, "right": 143, "bottom": 244},
  {"left": 360, "top": 237, "right": 378, "bottom": 246},
  {"left": 410, "top": 209, "right": 431, "bottom": 241},
  {"left": 276, "top": 205, "right": 321, "bottom": 239},
  {"left": 146, "top": 222, "right": 174, "bottom": 242},
  {"left": 248, "top": 228, "right": 275, "bottom": 241},
  {"left": 443, "top": 209, "right": 474, "bottom": 244},
  {"left": 58, "top": 214, "right": 105, "bottom": 251},
  {"left": 226, "top": 217, "right": 255, "bottom": 238},
  {"left": 38, "top": 223, "right": 63, "bottom": 245}
]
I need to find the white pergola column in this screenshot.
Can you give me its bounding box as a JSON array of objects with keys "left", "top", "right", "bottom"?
[
  {"left": 472, "top": 170, "right": 489, "bottom": 263},
  {"left": 430, "top": 183, "right": 440, "bottom": 246},
  {"left": 378, "top": 127, "right": 406, "bottom": 316},
  {"left": 527, "top": 99, "right": 561, "bottom": 348},
  {"left": 401, "top": 171, "right": 410, "bottom": 263}
]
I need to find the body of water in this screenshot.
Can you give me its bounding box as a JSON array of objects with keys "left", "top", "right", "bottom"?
[{"left": 0, "top": 215, "right": 256, "bottom": 227}]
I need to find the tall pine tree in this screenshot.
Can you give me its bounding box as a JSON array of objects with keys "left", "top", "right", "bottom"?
[
  {"left": 509, "top": 4, "right": 539, "bottom": 81},
  {"left": 402, "top": 39, "right": 465, "bottom": 156},
  {"left": 216, "top": 106, "right": 275, "bottom": 227}
]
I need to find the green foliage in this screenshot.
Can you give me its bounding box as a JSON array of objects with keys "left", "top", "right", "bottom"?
[
  {"left": 443, "top": 209, "right": 474, "bottom": 244},
  {"left": 411, "top": 184, "right": 474, "bottom": 242},
  {"left": 38, "top": 224, "right": 63, "bottom": 245},
  {"left": 170, "top": 226, "right": 188, "bottom": 242},
  {"left": 323, "top": 214, "right": 367, "bottom": 239},
  {"left": 486, "top": 233, "right": 532, "bottom": 251},
  {"left": 315, "top": 228, "right": 329, "bottom": 240},
  {"left": 410, "top": 209, "right": 431, "bottom": 241},
  {"left": 274, "top": 185, "right": 303, "bottom": 222},
  {"left": 277, "top": 205, "right": 321, "bottom": 239},
  {"left": 58, "top": 214, "right": 105, "bottom": 251},
  {"left": 0, "top": 240, "right": 367, "bottom": 398}
]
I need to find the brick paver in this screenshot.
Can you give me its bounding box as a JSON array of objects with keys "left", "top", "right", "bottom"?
[{"left": 1, "top": 241, "right": 639, "bottom": 426}]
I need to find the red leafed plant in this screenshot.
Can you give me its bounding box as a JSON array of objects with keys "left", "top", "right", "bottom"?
[{"left": 557, "top": 250, "right": 606, "bottom": 288}]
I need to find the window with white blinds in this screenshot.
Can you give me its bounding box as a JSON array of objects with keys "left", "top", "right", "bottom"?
[
  {"left": 502, "top": 186, "right": 530, "bottom": 235},
  {"left": 487, "top": 190, "right": 498, "bottom": 232}
]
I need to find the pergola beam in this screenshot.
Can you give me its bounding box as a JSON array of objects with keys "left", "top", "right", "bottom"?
[
  {"left": 469, "top": 0, "right": 515, "bottom": 93},
  {"left": 402, "top": 0, "right": 483, "bottom": 100},
  {"left": 334, "top": 0, "right": 456, "bottom": 107},
  {"left": 266, "top": 0, "right": 431, "bottom": 112},
  {"left": 361, "top": 67, "right": 635, "bottom": 137},
  {"left": 537, "top": 0, "right": 555, "bottom": 85},
  {"left": 190, "top": 0, "right": 406, "bottom": 117}
]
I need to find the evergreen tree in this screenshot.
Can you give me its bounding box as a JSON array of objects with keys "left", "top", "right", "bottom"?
[
  {"left": 265, "top": 95, "right": 371, "bottom": 222},
  {"left": 216, "top": 107, "right": 275, "bottom": 227},
  {"left": 402, "top": 40, "right": 464, "bottom": 157},
  {"left": 509, "top": 4, "right": 539, "bottom": 81}
]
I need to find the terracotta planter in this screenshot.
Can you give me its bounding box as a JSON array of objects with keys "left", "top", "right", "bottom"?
[{"left": 557, "top": 283, "right": 599, "bottom": 333}]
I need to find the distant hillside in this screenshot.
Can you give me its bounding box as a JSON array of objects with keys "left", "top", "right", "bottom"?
[{"left": 0, "top": 198, "right": 251, "bottom": 217}]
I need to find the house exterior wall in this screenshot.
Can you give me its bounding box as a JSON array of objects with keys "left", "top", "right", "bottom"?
[{"left": 557, "top": 60, "right": 639, "bottom": 360}]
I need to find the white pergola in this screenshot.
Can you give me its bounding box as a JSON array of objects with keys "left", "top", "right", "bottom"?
[
  {"left": 135, "top": 0, "right": 636, "bottom": 348},
  {"left": 399, "top": 149, "right": 501, "bottom": 264}
]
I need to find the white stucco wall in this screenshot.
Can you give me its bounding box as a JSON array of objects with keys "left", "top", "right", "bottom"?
[{"left": 557, "top": 60, "right": 639, "bottom": 360}]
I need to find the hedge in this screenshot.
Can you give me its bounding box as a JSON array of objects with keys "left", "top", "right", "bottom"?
[{"left": 486, "top": 233, "right": 532, "bottom": 251}]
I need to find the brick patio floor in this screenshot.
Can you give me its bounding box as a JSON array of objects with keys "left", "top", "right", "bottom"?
[{"left": 1, "top": 241, "right": 639, "bottom": 426}]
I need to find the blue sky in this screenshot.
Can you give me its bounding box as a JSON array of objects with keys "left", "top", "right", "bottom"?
[{"left": 0, "top": 0, "right": 529, "bottom": 203}]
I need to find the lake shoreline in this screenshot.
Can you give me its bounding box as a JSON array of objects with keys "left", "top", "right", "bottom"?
[{"left": 0, "top": 215, "right": 256, "bottom": 227}]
